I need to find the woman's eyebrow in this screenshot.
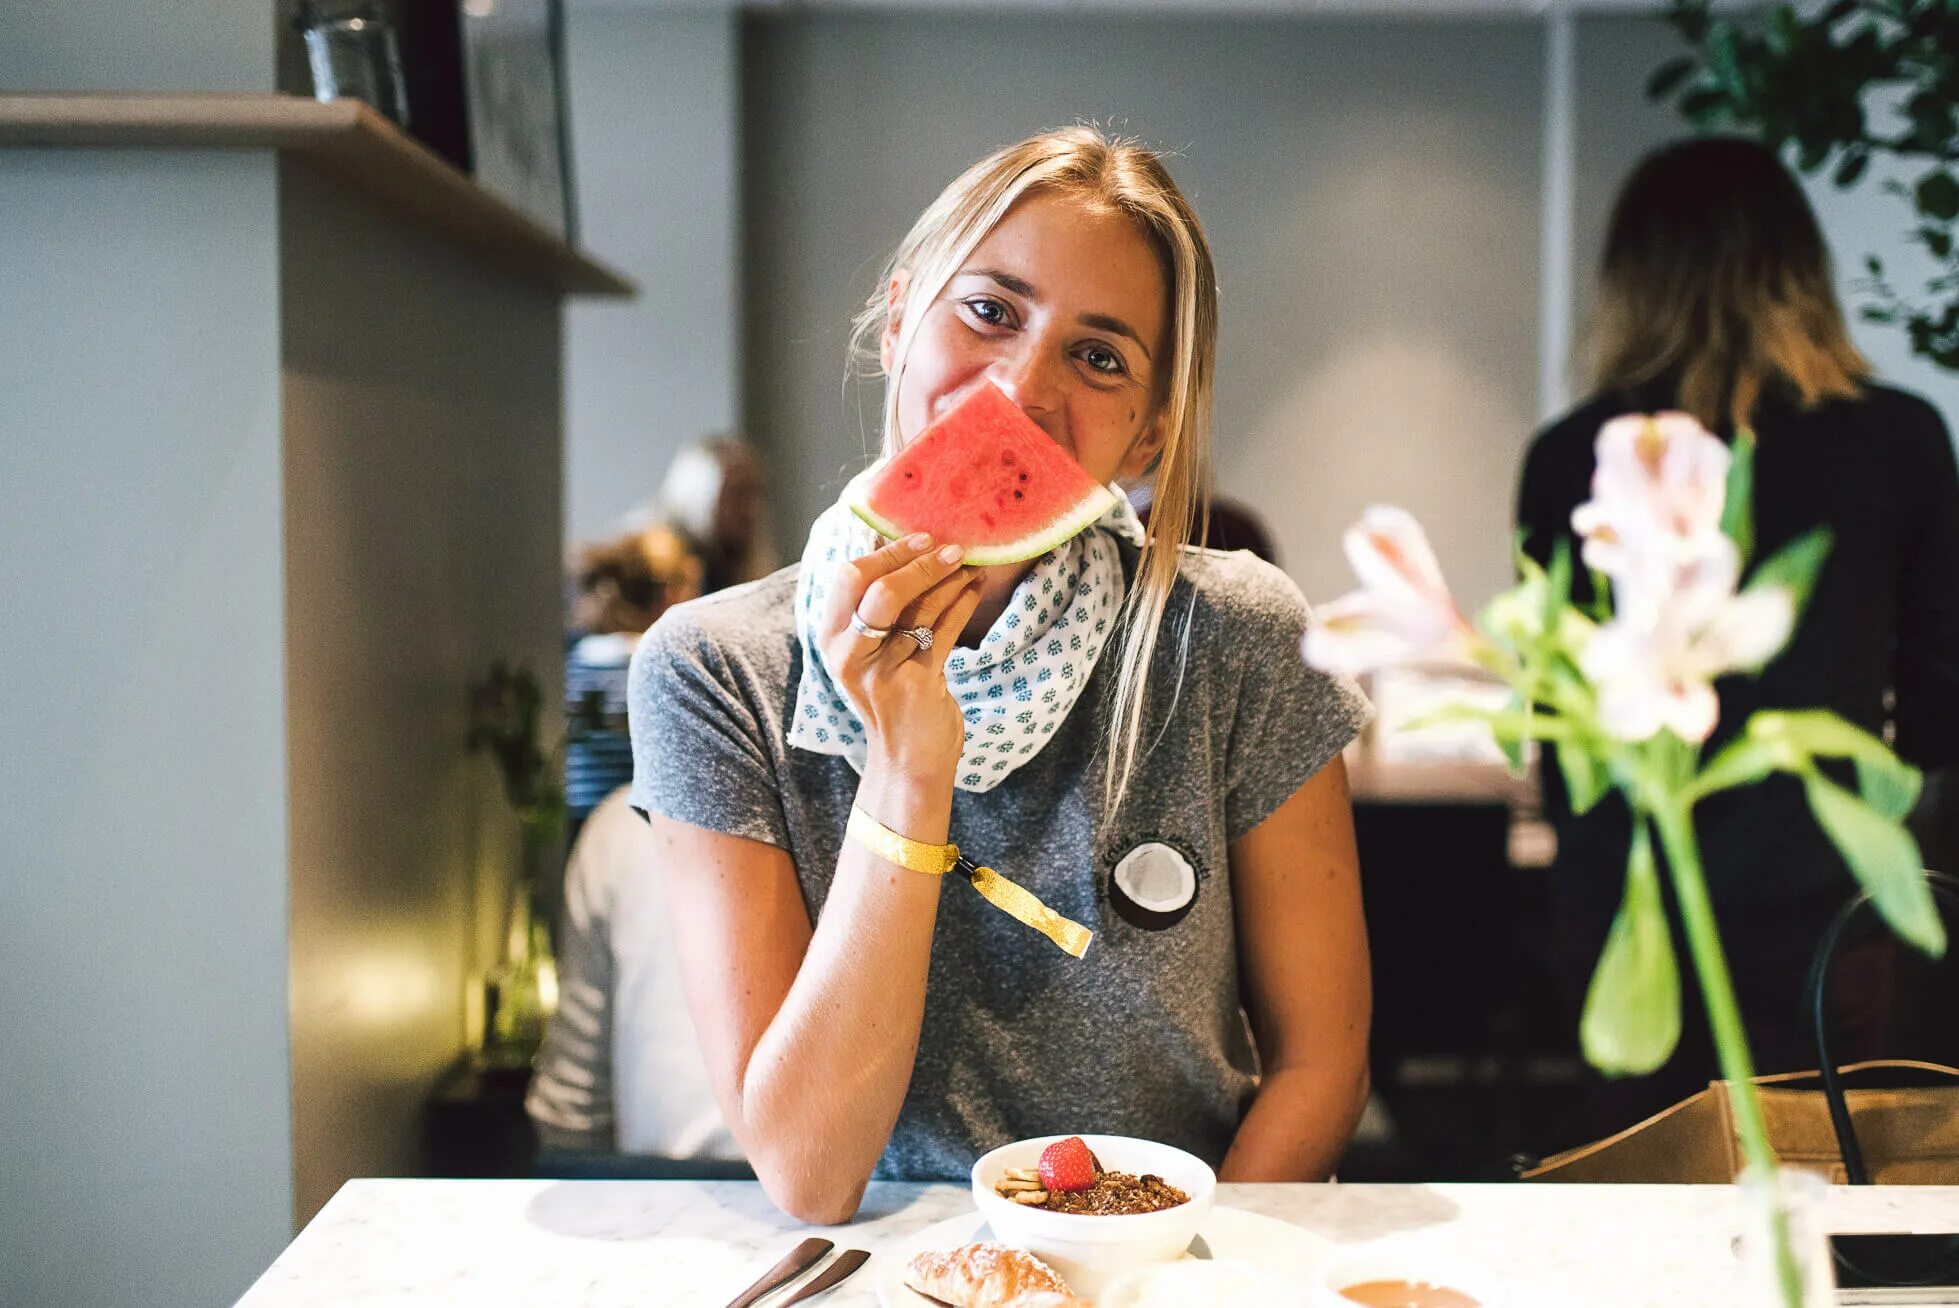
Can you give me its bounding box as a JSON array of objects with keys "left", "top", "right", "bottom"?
[
  {"left": 969, "top": 268, "right": 1038, "bottom": 298},
  {"left": 1078, "top": 312, "right": 1152, "bottom": 362}
]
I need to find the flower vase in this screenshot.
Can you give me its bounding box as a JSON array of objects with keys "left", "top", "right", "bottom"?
[
  {"left": 481, "top": 811, "right": 563, "bottom": 1069},
  {"left": 1734, "top": 1167, "right": 1835, "bottom": 1308}
]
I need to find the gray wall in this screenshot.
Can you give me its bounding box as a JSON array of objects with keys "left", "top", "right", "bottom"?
[
  {"left": 280, "top": 161, "right": 566, "bottom": 1226},
  {"left": 562, "top": 7, "right": 742, "bottom": 546},
  {"left": 0, "top": 0, "right": 272, "bottom": 91},
  {"left": 741, "top": 12, "right": 1545, "bottom": 610},
  {"left": 0, "top": 151, "right": 292, "bottom": 1308}
]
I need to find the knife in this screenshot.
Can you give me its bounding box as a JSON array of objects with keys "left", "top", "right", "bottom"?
[
  {"left": 774, "top": 1249, "right": 870, "bottom": 1305},
  {"left": 724, "top": 1236, "right": 834, "bottom": 1308}
]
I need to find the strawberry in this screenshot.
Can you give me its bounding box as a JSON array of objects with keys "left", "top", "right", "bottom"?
[{"left": 1037, "top": 1136, "right": 1097, "bottom": 1194}]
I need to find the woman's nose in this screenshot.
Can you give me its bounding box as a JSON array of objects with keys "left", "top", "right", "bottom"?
[{"left": 986, "top": 344, "right": 1065, "bottom": 436}]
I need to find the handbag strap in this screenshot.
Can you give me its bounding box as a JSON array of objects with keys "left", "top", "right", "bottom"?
[{"left": 1805, "top": 869, "right": 1959, "bottom": 1184}]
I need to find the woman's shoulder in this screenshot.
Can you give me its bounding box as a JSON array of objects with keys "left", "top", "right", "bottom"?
[
  {"left": 1169, "top": 544, "right": 1311, "bottom": 644},
  {"left": 632, "top": 565, "right": 801, "bottom": 688}
]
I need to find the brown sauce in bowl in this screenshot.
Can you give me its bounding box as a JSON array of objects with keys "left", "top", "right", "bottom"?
[{"left": 1338, "top": 1279, "right": 1482, "bottom": 1307}]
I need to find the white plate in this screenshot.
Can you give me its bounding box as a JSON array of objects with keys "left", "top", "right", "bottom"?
[{"left": 875, "top": 1205, "right": 1334, "bottom": 1306}]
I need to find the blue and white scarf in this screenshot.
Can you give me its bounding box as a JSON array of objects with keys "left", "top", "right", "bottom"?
[{"left": 788, "top": 476, "right": 1144, "bottom": 792}]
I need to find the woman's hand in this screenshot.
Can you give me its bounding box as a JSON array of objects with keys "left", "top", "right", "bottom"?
[{"left": 819, "top": 533, "right": 985, "bottom": 782}]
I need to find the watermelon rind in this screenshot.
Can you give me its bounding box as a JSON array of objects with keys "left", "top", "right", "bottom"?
[{"left": 843, "top": 465, "right": 1117, "bottom": 567}]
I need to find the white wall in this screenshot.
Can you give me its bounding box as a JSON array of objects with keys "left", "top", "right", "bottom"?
[
  {"left": 741, "top": 11, "right": 1545, "bottom": 611},
  {"left": 562, "top": 7, "right": 742, "bottom": 546},
  {"left": 0, "top": 151, "right": 292, "bottom": 1308},
  {"left": 280, "top": 159, "right": 567, "bottom": 1226}
]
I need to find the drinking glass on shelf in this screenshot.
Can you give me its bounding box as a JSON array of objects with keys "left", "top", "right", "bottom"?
[{"left": 295, "top": 1, "right": 410, "bottom": 128}]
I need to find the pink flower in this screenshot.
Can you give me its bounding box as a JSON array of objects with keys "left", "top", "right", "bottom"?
[
  {"left": 1571, "top": 414, "right": 1796, "bottom": 743},
  {"left": 1303, "top": 505, "right": 1471, "bottom": 677}
]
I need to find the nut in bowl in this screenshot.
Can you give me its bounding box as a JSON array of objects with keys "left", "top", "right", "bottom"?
[{"left": 970, "top": 1134, "right": 1216, "bottom": 1298}]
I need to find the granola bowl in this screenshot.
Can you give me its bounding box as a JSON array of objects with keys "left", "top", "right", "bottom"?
[{"left": 970, "top": 1134, "right": 1216, "bottom": 1298}]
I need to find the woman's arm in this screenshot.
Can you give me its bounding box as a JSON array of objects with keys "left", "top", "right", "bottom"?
[
  {"left": 1218, "top": 756, "right": 1371, "bottom": 1181},
  {"left": 655, "top": 535, "right": 983, "bottom": 1223}
]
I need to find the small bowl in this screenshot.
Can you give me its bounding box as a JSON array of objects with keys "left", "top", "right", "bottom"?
[
  {"left": 1317, "top": 1245, "right": 1491, "bottom": 1307},
  {"left": 970, "top": 1134, "right": 1216, "bottom": 1298}
]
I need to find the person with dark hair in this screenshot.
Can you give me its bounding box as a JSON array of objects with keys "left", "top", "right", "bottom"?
[{"left": 1518, "top": 137, "right": 1959, "bottom": 1134}]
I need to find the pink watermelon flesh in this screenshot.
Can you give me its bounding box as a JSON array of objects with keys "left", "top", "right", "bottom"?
[{"left": 847, "top": 383, "right": 1117, "bottom": 566}]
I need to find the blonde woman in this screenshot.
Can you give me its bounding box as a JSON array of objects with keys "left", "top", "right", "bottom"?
[
  {"left": 630, "top": 127, "right": 1372, "bottom": 1222},
  {"left": 1519, "top": 137, "right": 1959, "bottom": 1135}
]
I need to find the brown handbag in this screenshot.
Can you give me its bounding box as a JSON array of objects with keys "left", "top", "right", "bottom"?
[{"left": 1525, "top": 872, "right": 1959, "bottom": 1185}]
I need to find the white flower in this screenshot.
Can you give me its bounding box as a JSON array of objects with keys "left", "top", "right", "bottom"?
[
  {"left": 1572, "top": 414, "right": 1796, "bottom": 743},
  {"left": 1303, "top": 505, "right": 1470, "bottom": 677}
]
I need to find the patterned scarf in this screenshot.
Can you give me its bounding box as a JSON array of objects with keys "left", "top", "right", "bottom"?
[{"left": 789, "top": 472, "right": 1144, "bottom": 792}]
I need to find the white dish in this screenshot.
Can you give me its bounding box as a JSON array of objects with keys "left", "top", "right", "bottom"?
[{"left": 875, "top": 1206, "right": 1334, "bottom": 1307}]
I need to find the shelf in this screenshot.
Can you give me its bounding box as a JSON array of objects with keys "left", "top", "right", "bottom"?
[{"left": 0, "top": 92, "right": 633, "bottom": 297}]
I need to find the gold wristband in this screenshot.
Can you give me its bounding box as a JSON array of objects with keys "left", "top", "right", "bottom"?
[
  {"left": 846, "top": 806, "right": 959, "bottom": 876},
  {"left": 845, "top": 805, "right": 1093, "bottom": 959}
]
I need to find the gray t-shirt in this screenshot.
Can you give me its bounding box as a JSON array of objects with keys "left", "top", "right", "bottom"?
[{"left": 627, "top": 546, "right": 1369, "bottom": 1181}]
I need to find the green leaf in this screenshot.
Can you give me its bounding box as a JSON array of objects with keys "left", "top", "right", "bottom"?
[
  {"left": 1693, "top": 735, "right": 1781, "bottom": 798},
  {"left": 1834, "top": 148, "right": 1871, "bottom": 189},
  {"left": 1581, "top": 821, "right": 1682, "bottom": 1076},
  {"left": 1918, "top": 170, "right": 1959, "bottom": 223},
  {"left": 1546, "top": 536, "right": 1573, "bottom": 633},
  {"left": 1743, "top": 526, "right": 1832, "bottom": 623},
  {"left": 1804, "top": 773, "right": 1945, "bottom": 957},
  {"left": 1750, "top": 708, "right": 1892, "bottom": 765},
  {"left": 1646, "top": 55, "right": 1697, "bottom": 101},
  {"left": 1855, "top": 753, "right": 1924, "bottom": 823},
  {"left": 1558, "top": 741, "right": 1612, "bottom": 817},
  {"left": 1721, "top": 428, "right": 1758, "bottom": 567}
]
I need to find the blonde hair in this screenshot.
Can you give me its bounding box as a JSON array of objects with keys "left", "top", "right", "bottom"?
[
  {"left": 1592, "top": 137, "right": 1869, "bottom": 431},
  {"left": 849, "top": 125, "right": 1219, "bottom": 820}
]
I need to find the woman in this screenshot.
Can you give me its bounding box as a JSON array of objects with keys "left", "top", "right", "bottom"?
[
  {"left": 630, "top": 127, "right": 1372, "bottom": 1222},
  {"left": 1519, "top": 137, "right": 1959, "bottom": 1131}
]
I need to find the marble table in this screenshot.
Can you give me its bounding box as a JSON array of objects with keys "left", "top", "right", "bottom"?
[{"left": 236, "top": 1179, "right": 1959, "bottom": 1306}]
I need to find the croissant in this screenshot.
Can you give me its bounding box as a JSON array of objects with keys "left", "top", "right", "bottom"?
[{"left": 903, "top": 1242, "right": 1087, "bottom": 1308}]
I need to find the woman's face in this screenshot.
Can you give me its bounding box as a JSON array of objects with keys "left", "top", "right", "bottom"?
[{"left": 884, "top": 191, "right": 1171, "bottom": 488}]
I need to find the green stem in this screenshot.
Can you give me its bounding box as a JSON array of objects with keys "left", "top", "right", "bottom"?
[{"left": 1651, "top": 800, "right": 1805, "bottom": 1307}]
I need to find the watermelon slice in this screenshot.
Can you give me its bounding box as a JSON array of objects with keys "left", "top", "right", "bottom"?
[{"left": 846, "top": 383, "right": 1118, "bottom": 566}]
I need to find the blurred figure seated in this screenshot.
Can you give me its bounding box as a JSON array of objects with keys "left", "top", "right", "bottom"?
[
  {"left": 564, "top": 525, "right": 701, "bottom": 834},
  {"left": 624, "top": 435, "right": 776, "bottom": 596},
  {"left": 526, "top": 786, "right": 745, "bottom": 1164}
]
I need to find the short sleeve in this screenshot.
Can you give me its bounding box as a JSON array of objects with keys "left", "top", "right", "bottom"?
[
  {"left": 627, "top": 610, "right": 791, "bottom": 849},
  {"left": 1221, "top": 573, "right": 1373, "bottom": 840}
]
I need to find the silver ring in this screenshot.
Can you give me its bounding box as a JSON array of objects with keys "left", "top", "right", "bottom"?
[
  {"left": 849, "top": 611, "right": 891, "bottom": 640},
  {"left": 898, "top": 626, "right": 934, "bottom": 652}
]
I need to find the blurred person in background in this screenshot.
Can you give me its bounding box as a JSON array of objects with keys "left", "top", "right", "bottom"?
[
  {"left": 633, "top": 435, "right": 776, "bottom": 595},
  {"left": 1518, "top": 137, "right": 1959, "bottom": 1137}
]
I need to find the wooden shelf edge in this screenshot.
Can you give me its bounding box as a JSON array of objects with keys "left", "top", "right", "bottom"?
[{"left": 0, "top": 92, "right": 635, "bottom": 298}]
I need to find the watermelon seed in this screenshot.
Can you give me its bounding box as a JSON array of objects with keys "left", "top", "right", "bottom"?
[{"left": 1013, "top": 490, "right": 1023, "bottom": 499}]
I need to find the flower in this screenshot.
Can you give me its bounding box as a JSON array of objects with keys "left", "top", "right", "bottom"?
[
  {"left": 1571, "top": 414, "right": 1796, "bottom": 743},
  {"left": 1572, "top": 412, "right": 1733, "bottom": 628},
  {"left": 1302, "top": 505, "right": 1472, "bottom": 677}
]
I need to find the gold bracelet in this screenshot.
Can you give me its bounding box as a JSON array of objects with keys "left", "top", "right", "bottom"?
[
  {"left": 846, "top": 806, "right": 960, "bottom": 876},
  {"left": 845, "top": 805, "right": 1092, "bottom": 959}
]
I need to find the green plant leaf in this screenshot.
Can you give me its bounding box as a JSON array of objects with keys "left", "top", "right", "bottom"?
[
  {"left": 1749, "top": 708, "right": 1892, "bottom": 765},
  {"left": 1693, "top": 735, "right": 1782, "bottom": 798},
  {"left": 1803, "top": 773, "right": 1945, "bottom": 957},
  {"left": 1919, "top": 170, "right": 1959, "bottom": 223},
  {"left": 1647, "top": 55, "right": 1697, "bottom": 101},
  {"left": 1581, "top": 821, "right": 1682, "bottom": 1076},
  {"left": 1721, "top": 428, "right": 1758, "bottom": 567},
  {"left": 1855, "top": 753, "right": 1924, "bottom": 822},
  {"left": 1742, "top": 526, "right": 1832, "bottom": 623},
  {"left": 1558, "top": 741, "right": 1612, "bottom": 816}
]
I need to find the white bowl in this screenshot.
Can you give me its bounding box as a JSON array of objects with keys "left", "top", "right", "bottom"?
[
  {"left": 970, "top": 1134, "right": 1216, "bottom": 1298},
  {"left": 1317, "top": 1244, "right": 1491, "bottom": 1306}
]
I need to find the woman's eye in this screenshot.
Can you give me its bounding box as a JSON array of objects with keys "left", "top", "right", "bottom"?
[
  {"left": 963, "top": 297, "right": 1009, "bottom": 326},
  {"left": 1081, "top": 345, "right": 1126, "bottom": 376}
]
